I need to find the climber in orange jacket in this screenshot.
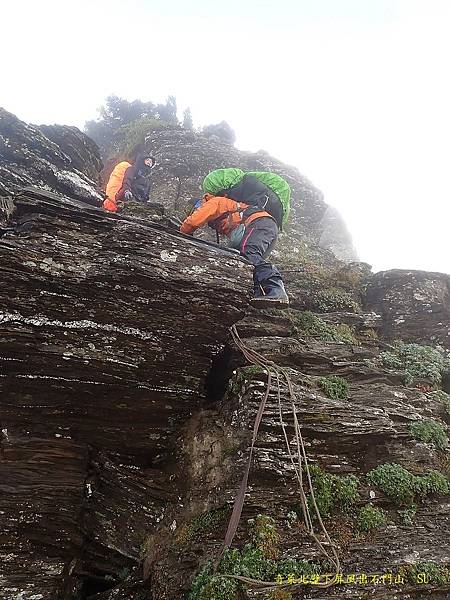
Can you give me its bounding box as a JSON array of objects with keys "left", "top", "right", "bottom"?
[
  {"left": 180, "top": 194, "right": 289, "bottom": 307},
  {"left": 103, "top": 153, "right": 155, "bottom": 212}
]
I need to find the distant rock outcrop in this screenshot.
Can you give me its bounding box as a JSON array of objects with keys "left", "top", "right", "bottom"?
[
  {"left": 365, "top": 269, "right": 450, "bottom": 349},
  {"left": 39, "top": 123, "right": 103, "bottom": 183},
  {"left": 0, "top": 108, "right": 102, "bottom": 205},
  {"left": 319, "top": 205, "right": 359, "bottom": 262}
]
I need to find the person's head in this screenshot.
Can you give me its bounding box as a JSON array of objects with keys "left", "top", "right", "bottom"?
[
  {"left": 143, "top": 156, "right": 155, "bottom": 168},
  {"left": 143, "top": 155, "right": 156, "bottom": 168}
]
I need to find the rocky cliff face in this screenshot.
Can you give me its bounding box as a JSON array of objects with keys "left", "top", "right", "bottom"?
[
  {"left": 0, "top": 109, "right": 102, "bottom": 205},
  {"left": 0, "top": 112, "right": 449, "bottom": 600}
]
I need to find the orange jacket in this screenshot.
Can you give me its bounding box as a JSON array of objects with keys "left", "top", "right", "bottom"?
[
  {"left": 180, "top": 195, "right": 271, "bottom": 235},
  {"left": 103, "top": 161, "right": 132, "bottom": 212}
]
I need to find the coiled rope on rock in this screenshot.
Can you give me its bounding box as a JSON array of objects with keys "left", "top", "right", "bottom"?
[{"left": 217, "top": 324, "right": 340, "bottom": 592}]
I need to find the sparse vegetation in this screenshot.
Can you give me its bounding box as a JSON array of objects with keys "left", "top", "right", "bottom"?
[
  {"left": 407, "top": 563, "right": 449, "bottom": 585},
  {"left": 367, "top": 463, "right": 449, "bottom": 505},
  {"left": 356, "top": 503, "right": 388, "bottom": 531},
  {"left": 409, "top": 419, "right": 448, "bottom": 449},
  {"left": 175, "top": 507, "right": 229, "bottom": 545},
  {"left": 398, "top": 505, "right": 417, "bottom": 525},
  {"left": 291, "top": 310, "right": 358, "bottom": 344},
  {"left": 248, "top": 515, "right": 280, "bottom": 560},
  {"left": 428, "top": 390, "right": 450, "bottom": 415},
  {"left": 188, "top": 517, "right": 323, "bottom": 599},
  {"left": 318, "top": 376, "right": 349, "bottom": 400},
  {"left": 313, "top": 287, "right": 360, "bottom": 313},
  {"left": 377, "top": 342, "right": 449, "bottom": 385},
  {"left": 286, "top": 511, "right": 298, "bottom": 528}
]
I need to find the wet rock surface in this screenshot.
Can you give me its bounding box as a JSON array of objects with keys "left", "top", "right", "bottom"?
[
  {"left": 365, "top": 269, "right": 450, "bottom": 349},
  {"left": 0, "top": 188, "right": 250, "bottom": 598},
  {"left": 0, "top": 112, "right": 449, "bottom": 600}
]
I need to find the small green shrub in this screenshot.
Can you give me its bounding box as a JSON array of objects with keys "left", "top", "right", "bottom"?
[
  {"left": 414, "top": 470, "right": 449, "bottom": 497},
  {"left": 313, "top": 287, "right": 360, "bottom": 313},
  {"left": 318, "top": 376, "right": 349, "bottom": 400},
  {"left": 176, "top": 508, "right": 228, "bottom": 545},
  {"left": 378, "top": 342, "right": 449, "bottom": 385},
  {"left": 286, "top": 511, "right": 298, "bottom": 528},
  {"left": 188, "top": 563, "right": 239, "bottom": 600},
  {"left": 275, "top": 557, "right": 322, "bottom": 579},
  {"left": 428, "top": 390, "right": 450, "bottom": 415},
  {"left": 308, "top": 466, "right": 359, "bottom": 517},
  {"left": 367, "top": 463, "right": 450, "bottom": 505},
  {"left": 409, "top": 419, "right": 448, "bottom": 449},
  {"left": 292, "top": 311, "right": 358, "bottom": 344},
  {"left": 398, "top": 505, "right": 417, "bottom": 525},
  {"left": 248, "top": 515, "right": 280, "bottom": 560},
  {"left": 356, "top": 503, "right": 388, "bottom": 531},
  {"left": 220, "top": 545, "right": 272, "bottom": 580},
  {"left": 367, "top": 464, "right": 415, "bottom": 504},
  {"left": 334, "top": 475, "right": 360, "bottom": 507}
]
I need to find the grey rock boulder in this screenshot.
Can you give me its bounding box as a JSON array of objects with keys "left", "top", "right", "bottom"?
[{"left": 0, "top": 108, "right": 103, "bottom": 205}]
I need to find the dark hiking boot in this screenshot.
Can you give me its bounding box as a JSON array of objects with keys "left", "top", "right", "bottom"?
[{"left": 250, "top": 280, "right": 289, "bottom": 309}]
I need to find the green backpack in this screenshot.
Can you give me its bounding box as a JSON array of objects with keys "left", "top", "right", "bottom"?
[
  {"left": 246, "top": 171, "right": 291, "bottom": 228},
  {"left": 203, "top": 168, "right": 291, "bottom": 229}
]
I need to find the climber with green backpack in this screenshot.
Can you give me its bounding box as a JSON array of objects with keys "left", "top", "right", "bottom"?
[{"left": 180, "top": 168, "right": 291, "bottom": 307}]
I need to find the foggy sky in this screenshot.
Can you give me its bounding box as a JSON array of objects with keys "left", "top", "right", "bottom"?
[{"left": 2, "top": 0, "right": 449, "bottom": 273}]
